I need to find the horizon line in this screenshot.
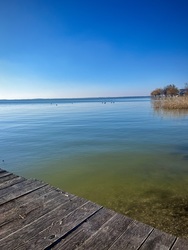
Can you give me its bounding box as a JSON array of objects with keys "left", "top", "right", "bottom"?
[{"left": 0, "top": 95, "right": 150, "bottom": 101}]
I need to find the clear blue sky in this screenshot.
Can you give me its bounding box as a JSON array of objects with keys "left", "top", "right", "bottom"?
[{"left": 0, "top": 0, "right": 188, "bottom": 99}]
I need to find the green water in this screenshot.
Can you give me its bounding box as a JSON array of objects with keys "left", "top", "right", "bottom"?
[
  {"left": 28, "top": 151, "right": 188, "bottom": 237},
  {"left": 0, "top": 97, "right": 188, "bottom": 237}
]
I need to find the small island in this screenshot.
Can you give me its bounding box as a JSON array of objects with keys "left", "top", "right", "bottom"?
[{"left": 151, "top": 84, "right": 188, "bottom": 109}]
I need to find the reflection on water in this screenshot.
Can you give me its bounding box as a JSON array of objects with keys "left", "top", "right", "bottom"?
[
  {"left": 153, "top": 106, "right": 188, "bottom": 118},
  {"left": 151, "top": 98, "right": 188, "bottom": 118},
  {"left": 0, "top": 97, "right": 188, "bottom": 238}
]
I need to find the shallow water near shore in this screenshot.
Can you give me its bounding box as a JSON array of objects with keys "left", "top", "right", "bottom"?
[{"left": 0, "top": 97, "right": 188, "bottom": 237}]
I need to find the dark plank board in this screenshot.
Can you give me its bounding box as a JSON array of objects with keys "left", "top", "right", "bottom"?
[
  {"left": 108, "top": 221, "right": 153, "bottom": 250},
  {"left": 0, "top": 176, "right": 25, "bottom": 190},
  {"left": 76, "top": 213, "right": 133, "bottom": 250},
  {"left": 0, "top": 172, "right": 12, "bottom": 178},
  {"left": 0, "top": 197, "right": 88, "bottom": 249},
  {"left": 0, "top": 179, "right": 47, "bottom": 205},
  {"left": 52, "top": 207, "right": 116, "bottom": 250},
  {"left": 0, "top": 185, "right": 57, "bottom": 215},
  {"left": 139, "top": 228, "right": 176, "bottom": 250},
  {"left": 0, "top": 188, "right": 75, "bottom": 239},
  {"left": 0, "top": 174, "right": 18, "bottom": 184},
  {"left": 0, "top": 179, "right": 37, "bottom": 197},
  {"left": 20, "top": 201, "right": 102, "bottom": 249},
  {"left": 171, "top": 238, "right": 188, "bottom": 250}
]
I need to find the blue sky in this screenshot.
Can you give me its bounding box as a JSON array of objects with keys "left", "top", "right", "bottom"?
[{"left": 0, "top": 0, "right": 188, "bottom": 99}]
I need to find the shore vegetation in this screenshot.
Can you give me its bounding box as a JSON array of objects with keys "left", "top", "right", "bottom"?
[
  {"left": 152, "top": 96, "right": 188, "bottom": 109},
  {"left": 151, "top": 83, "right": 188, "bottom": 109}
]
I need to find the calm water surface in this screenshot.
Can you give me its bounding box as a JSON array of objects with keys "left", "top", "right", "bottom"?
[{"left": 0, "top": 97, "right": 188, "bottom": 237}]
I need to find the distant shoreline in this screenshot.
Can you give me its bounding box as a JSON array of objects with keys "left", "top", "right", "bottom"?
[{"left": 0, "top": 96, "right": 150, "bottom": 102}]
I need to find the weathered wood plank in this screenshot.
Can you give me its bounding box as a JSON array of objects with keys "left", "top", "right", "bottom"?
[
  {"left": 0, "top": 174, "right": 17, "bottom": 184},
  {"left": 0, "top": 176, "right": 25, "bottom": 190},
  {"left": 0, "top": 179, "right": 47, "bottom": 205},
  {"left": 108, "top": 221, "right": 153, "bottom": 250},
  {"left": 75, "top": 213, "right": 133, "bottom": 250},
  {"left": 0, "top": 185, "right": 54, "bottom": 214},
  {"left": 19, "top": 201, "right": 102, "bottom": 249},
  {"left": 0, "top": 184, "right": 72, "bottom": 215},
  {"left": 0, "top": 169, "right": 10, "bottom": 174},
  {"left": 0, "top": 188, "right": 75, "bottom": 239},
  {"left": 171, "top": 238, "right": 188, "bottom": 250},
  {"left": 52, "top": 207, "right": 116, "bottom": 250},
  {"left": 139, "top": 228, "right": 176, "bottom": 250},
  {"left": 0, "top": 172, "right": 12, "bottom": 178},
  {"left": 0, "top": 197, "right": 87, "bottom": 249},
  {"left": 0, "top": 179, "right": 36, "bottom": 197}
]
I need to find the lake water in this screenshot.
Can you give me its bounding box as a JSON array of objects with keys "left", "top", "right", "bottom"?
[{"left": 0, "top": 97, "right": 188, "bottom": 237}]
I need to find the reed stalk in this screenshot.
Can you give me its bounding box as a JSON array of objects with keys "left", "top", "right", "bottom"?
[{"left": 152, "top": 96, "right": 188, "bottom": 109}]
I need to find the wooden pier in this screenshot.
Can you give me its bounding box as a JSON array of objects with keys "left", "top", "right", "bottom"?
[{"left": 0, "top": 168, "right": 187, "bottom": 250}]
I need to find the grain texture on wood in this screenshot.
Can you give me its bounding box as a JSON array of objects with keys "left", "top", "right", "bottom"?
[
  {"left": 76, "top": 213, "right": 133, "bottom": 250},
  {"left": 0, "top": 197, "right": 87, "bottom": 250},
  {"left": 0, "top": 174, "right": 17, "bottom": 184},
  {"left": 52, "top": 207, "right": 116, "bottom": 250},
  {"left": 139, "top": 228, "right": 176, "bottom": 250},
  {"left": 20, "top": 201, "right": 102, "bottom": 249},
  {"left": 171, "top": 238, "right": 188, "bottom": 250},
  {"left": 0, "top": 179, "right": 46, "bottom": 205},
  {"left": 0, "top": 176, "right": 25, "bottom": 190},
  {"left": 108, "top": 220, "right": 153, "bottom": 250},
  {"left": 0, "top": 172, "right": 12, "bottom": 178},
  {"left": 0, "top": 185, "right": 56, "bottom": 215},
  {"left": 0, "top": 187, "right": 75, "bottom": 239}
]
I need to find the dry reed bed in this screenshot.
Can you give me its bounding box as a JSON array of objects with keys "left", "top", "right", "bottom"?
[{"left": 152, "top": 96, "right": 188, "bottom": 109}]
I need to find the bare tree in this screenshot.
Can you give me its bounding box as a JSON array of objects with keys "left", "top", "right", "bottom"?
[
  {"left": 151, "top": 88, "right": 163, "bottom": 97},
  {"left": 163, "top": 84, "right": 179, "bottom": 96}
]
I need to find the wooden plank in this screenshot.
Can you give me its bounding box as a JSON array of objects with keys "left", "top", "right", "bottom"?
[
  {"left": 0, "top": 197, "right": 87, "bottom": 249},
  {"left": 0, "top": 179, "right": 47, "bottom": 205},
  {"left": 0, "top": 179, "right": 36, "bottom": 197},
  {"left": 0, "top": 176, "right": 25, "bottom": 190},
  {"left": 139, "top": 228, "right": 176, "bottom": 250},
  {"left": 108, "top": 221, "right": 153, "bottom": 250},
  {"left": 19, "top": 201, "right": 102, "bottom": 249},
  {"left": 171, "top": 238, "right": 188, "bottom": 250},
  {"left": 75, "top": 213, "right": 133, "bottom": 250},
  {"left": 0, "top": 188, "right": 75, "bottom": 239},
  {"left": 0, "top": 174, "right": 17, "bottom": 184},
  {"left": 0, "top": 172, "right": 12, "bottom": 178},
  {"left": 0, "top": 184, "right": 72, "bottom": 216},
  {"left": 52, "top": 207, "right": 116, "bottom": 250},
  {"left": 0, "top": 185, "right": 52, "bottom": 214}
]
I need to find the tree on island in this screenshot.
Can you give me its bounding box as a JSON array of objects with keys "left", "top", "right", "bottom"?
[
  {"left": 163, "top": 84, "right": 179, "bottom": 96},
  {"left": 150, "top": 88, "right": 163, "bottom": 97},
  {"left": 151, "top": 84, "right": 179, "bottom": 97}
]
